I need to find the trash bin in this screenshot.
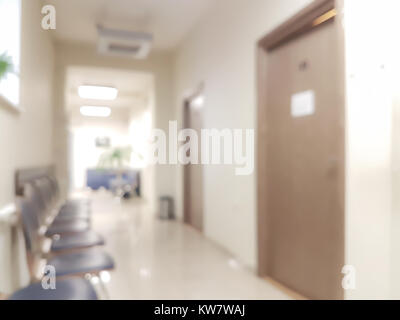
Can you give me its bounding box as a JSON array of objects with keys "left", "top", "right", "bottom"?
[{"left": 159, "top": 196, "right": 174, "bottom": 220}]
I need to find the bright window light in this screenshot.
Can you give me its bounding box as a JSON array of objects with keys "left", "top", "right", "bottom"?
[
  {"left": 78, "top": 85, "right": 118, "bottom": 100},
  {"left": 0, "top": 0, "right": 21, "bottom": 106},
  {"left": 80, "top": 106, "right": 111, "bottom": 117}
]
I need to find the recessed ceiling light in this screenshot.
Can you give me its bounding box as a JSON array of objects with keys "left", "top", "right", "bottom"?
[
  {"left": 78, "top": 85, "right": 118, "bottom": 100},
  {"left": 80, "top": 106, "right": 111, "bottom": 117}
]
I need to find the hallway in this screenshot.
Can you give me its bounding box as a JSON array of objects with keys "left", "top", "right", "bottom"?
[
  {"left": 1, "top": 0, "right": 400, "bottom": 302},
  {"left": 86, "top": 191, "right": 290, "bottom": 300}
]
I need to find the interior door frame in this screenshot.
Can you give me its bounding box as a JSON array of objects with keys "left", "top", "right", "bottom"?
[
  {"left": 183, "top": 85, "right": 204, "bottom": 231},
  {"left": 256, "top": 0, "right": 346, "bottom": 287},
  {"left": 183, "top": 99, "right": 191, "bottom": 226}
]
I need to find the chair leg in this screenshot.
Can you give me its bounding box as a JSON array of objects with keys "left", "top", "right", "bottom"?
[
  {"left": 86, "top": 272, "right": 111, "bottom": 300},
  {"left": 98, "top": 276, "right": 110, "bottom": 300}
]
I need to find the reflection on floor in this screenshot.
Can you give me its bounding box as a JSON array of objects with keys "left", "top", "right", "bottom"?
[{"left": 83, "top": 190, "right": 291, "bottom": 300}]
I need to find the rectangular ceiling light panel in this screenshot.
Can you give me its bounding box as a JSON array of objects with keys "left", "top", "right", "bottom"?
[
  {"left": 78, "top": 85, "right": 118, "bottom": 100},
  {"left": 80, "top": 106, "right": 111, "bottom": 117}
]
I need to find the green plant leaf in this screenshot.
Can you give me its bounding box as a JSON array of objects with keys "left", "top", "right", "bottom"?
[
  {"left": 0, "top": 52, "right": 13, "bottom": 81},
  {"left": 97, "top": 146, "right": 142, "bottom": 170}
]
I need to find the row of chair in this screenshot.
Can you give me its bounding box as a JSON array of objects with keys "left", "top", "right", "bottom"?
[{"left": 9, "top": 174, "right": 115, "bottom": 300}]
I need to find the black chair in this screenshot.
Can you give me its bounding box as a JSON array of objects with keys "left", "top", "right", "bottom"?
[
  {"left": 9, "top": 170, "right": 114, "bottom": 300},
  {"left": 31, "top": 179, "right": 91, "bottom": 236},
  {"left": 14, "top": 192, "right": 114, "bottom": 300},
  {"left": 8, "top": 198, "right": 110, "bottom": 300},
  {"left": 20, "top": 184, "right": 105, "bottom": 254},
  {"left": 35, "top": 177, "right": 91, "bottom": 222},
  {"left": 46, "top": 175, "right": 91, "bottom": 209}
]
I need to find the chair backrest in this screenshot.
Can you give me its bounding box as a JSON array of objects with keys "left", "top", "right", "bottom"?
[
  {"left": 45, "top": 175, "right": 60, "bottom": 201},
  {"left": 15, "top": 166, "right": 54, "bottom": 197},
  {"left": 24, "top": 179, "right": 50, "bottom": 225},
  {"left": 33, "top": 178, "right": 54, "bottom": 213},
  {"left": 16, "top": 184, "right": 43, "bottom": 252}
]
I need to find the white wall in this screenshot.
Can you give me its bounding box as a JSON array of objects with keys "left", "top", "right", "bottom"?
[
  {"left": 173, "top": 0, "right": 313, "bottom": 268},
  {"left": 343, "top": 0, "right": 400, "bottom": 299},
  {"left": 391, "top": 94, "right": 400, "bottom": 299},
  {"left": 129, "top": 107, "right": 155, "bottom": 207},
  {"left": 173, "top": 0, "right": 400, "bottom": 298},
  {"left": 0, "top": 0, "right": 54, "bottom": 293},
  {"left": 0, "top": 0, "right": 54, "bottom": 205}
]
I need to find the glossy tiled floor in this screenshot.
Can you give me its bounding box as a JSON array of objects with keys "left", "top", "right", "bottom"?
[{"left": 86, "top": 190, "right": 291, "bottom": 300}]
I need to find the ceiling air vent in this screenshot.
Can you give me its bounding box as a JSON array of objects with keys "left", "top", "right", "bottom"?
[{"left": 97, "top": 26, "right": 153, "bottom": 59}]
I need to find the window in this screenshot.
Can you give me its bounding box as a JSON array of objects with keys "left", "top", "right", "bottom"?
[{"left": 0, "top": 0, "right": 21, "bottom": 107}]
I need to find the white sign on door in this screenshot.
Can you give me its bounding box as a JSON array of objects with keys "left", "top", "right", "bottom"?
[{"left": 291, "top": 90, "right": 315, "bottom": 118}]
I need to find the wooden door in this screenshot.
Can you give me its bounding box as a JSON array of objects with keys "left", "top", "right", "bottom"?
[
  {"left": 184, "top": 98, "right": 204, "bottom": 232},
  {"left": 258, "top": 0, "right": 345, "bottom": 300}
]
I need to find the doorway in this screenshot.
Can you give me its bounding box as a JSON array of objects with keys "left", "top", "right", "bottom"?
[
  {"left": 65, "top": 66, "right": 155, "bottom": 202},
  {"left": 257, "top": 0, "right": 345, "bottom": 299},
  {"left": 183, "top": 93, "right": 204, "bottom": 232}
]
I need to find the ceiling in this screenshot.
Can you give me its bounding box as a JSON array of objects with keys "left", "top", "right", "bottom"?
[
  {"left": 51, "top": 0, "right": 215, "bottom": 50},
  {"left": 66, "top": 66, "right": 153, "bottom": 120}
]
